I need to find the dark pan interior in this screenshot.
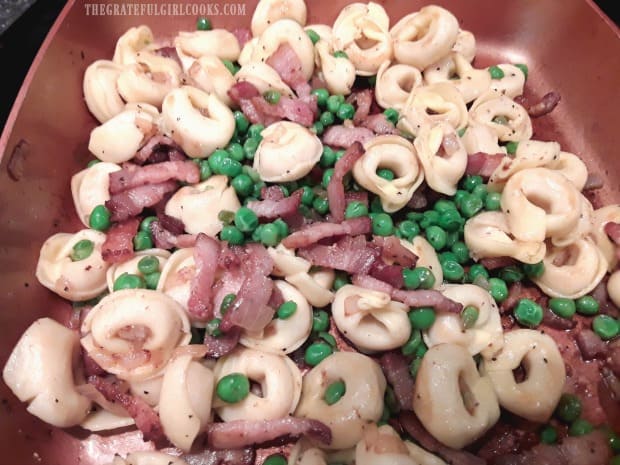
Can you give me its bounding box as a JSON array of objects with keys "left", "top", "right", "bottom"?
[{"left": 0, "top": 0, "right": 618, "bottom": 463}]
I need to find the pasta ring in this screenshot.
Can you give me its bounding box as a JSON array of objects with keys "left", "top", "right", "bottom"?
[
  {"left": 488, "top": 64, "right": 526, "bottom": 98},
  {"left": 607, "top": 270, "right": 620, "bottom": 308},
  {"left": 71, "top": 161, "right": 121, "bottom": 227},
  {"left": 452, "top": 29, "right": 476, "bottom": 62},
  {"left": 251, "top": 0, "right": 307, "bottom": 36},
  {"left": 400, "top": 237, "right": 443, "bottom": 287},
  {"left": 295, "top": 351, "right": 386, "bottom": 449},
  {"left": 106, "top": 248, "right": 170, "bottom": 293},
  {"left": 315, "top": 40, "right": 356, "bottom": 96},
  {"left": 83, "top": 60, "right": 126, "bottom": 123},
  {"left": 188, "top": 55, "right": 236, "bottom": 107},
  {"left": 174, "top": 29, "right": 241, "bottom": 72},
  {"left": 469, "top": 91, "right": 532, "bottom": 142},
  {"left": 481, "top": 329, "right": 565, "bottom": 423},
  {"left": 375, "top": 61, "right": 423, "bottom": 111},
  {"left": 286, "top": 269, "right": 335, "bottom": 308},
  {"left": 424, "top": 53, "right": 491, "bottom": 104},
  {"left": 355, "top": 424, "right": 418, "bottom": 465},
  {"left": 235, "top": 62, "right": 295, "bottom": 98},
  {"left": 112, "top": 25, "right": 154, "bottom": 65},
  {"left": 591, "top": 204, "right": 620, "bottom": 271},
  {"left": 461, "top": 123, "right": 505, "bottom": 156},
  {"left": 546, "top": 151, "right": 588, "bottom": 191},
  {"left": 413, "top": 343, "right": 500, "bottom": 449}
]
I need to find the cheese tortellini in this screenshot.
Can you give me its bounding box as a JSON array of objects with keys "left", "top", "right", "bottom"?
[
  {"left": 424, "top": 53, "right": 491, "bottom": 104},
  {"left": 36, "top": 229, "right": 110, "bottom": 301},
  {"left": 71, "top": 161, "right": 121, "bottom": 227},
  {"left": 469, "top": 91, "right": 533, "bottom": 142},
  {"left": 112, "top": 25, "right": 154, "bottom": 65},
  {"left": 424, "top": 284, "right": 503, "bottom": 357},
  {"left": 156, "top": 247, "right": 194, "bottom": 313},
  {"left": 165, "top": 175, "right": 241, "bottom": 236},
  {"left": 353, "top": 135, "right": 424, "bottom": 212},
  {"left": 315, "top": 40, "right": 356, "bottom": 96},
  {"left": 80, "top": 289, "right": 191, "bottom": 381},
  {"left": 332, "top": 285, "right": 411, "bottom": 352},
  {"left": 296, "top": 352, "right": 386, "bottom": 449},
  {"left": 413, "top": 343, "right": 500, "bottom": 449},
  {"left": 235, "top": 61, "right": 295, "bottom": 98},
  {"left": 2, "top": 318, "right": 91, "bottom": 427},
  {"left": 251, "top": 0, "right": 308, "bottom": 36},
  {"left": 174, "top": 29, "right": 241, "bottom": 71},
  {"left": 188, "top": 55, "right": 236, "bottom": 106},
  {"left": 106, "top": 249, "right": 170, "bottom": 293},
  {"left": 591, "top": 204, "right": 620, "bottom": 271},
  {"left": 375, "top": 61, "right": 423, "bottom": 111},
  {"left": 482, "top": 330, "right": 565, "bottom": 423},
  {"left": 254, "top": 121, "right": 323, "bottom": 182},
  {"left": 214, "top": 347, "right": 302, "bottom": 421},
  {"left": 83, "top": 60, "right": 126, "bottom": 123}
]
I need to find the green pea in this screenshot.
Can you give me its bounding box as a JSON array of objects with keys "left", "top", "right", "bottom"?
[
  {"left": 409, "top": 307, "right": 436, "bottom": 330},
  {"left": 367, "top": 75, "right": 377, "bottom": 86},
  {"left": 592, "top": 314, "right": 620, "bottom": 340},
  {"left": 326, "top": 95, "right": 342, "bottom": 113},
  {"left": 218, "top": 210, "right": 235, "bottom": 225},
  {"left": 415, "top": 342, "right": 428, "bottom": 358},
  {"left": 311, "top": 121, "right": 324, "bottom": 135},
  {"left": 144, "top": 271, "right": 160, "bottom": 290},
  {"left": 252, "top": 182, "right": 265, "bottom": 198},
  {"left": 263, "top": 89, "right": 281, "bottom": 104},
  {"left": 434, "top": 199, "right": 457, "bottom": 214},
  {"left": 222, "top": 59, "right": 238, "bottom": 75},
  {"left": 442, "top": 260, "right": 465, "bottom": 282},
  {"left": 273, "top": 218, "right": 289, "bottom": 238},
  {"left": 71, "top": 239, "right": 94, "bottom": 261},
  {"left": 113, "top": 272, "right": 146, "bottom": 291},
  {"left": 198, "top": 159, "right": 212, "bottom": 181},
  {"left": 306, "top": 28, "right": 320, "bottom": 44},
  {"left": 425, "top": 225, "right": 447, "bottom": 250},
  {"left": 445, "top": 230, "right": 460, "bottom": 248},
  {"left": 492, "top": 115, "right": 509, "bottom": 125},
  {"left": 409, "top": 357, "right": 422, "bottom": 378},
  {"left": 376, "top": 168, "right": 395, "bottom": 180},
  {"left": 333, "top": 50, "right": 348, "bottom": 59},
  {"left": 216, "top": 373, "right": 250, "bottom": 403},
  {"left": 461, "top": 175, "right": 483, "bottom": 192},
  {"left": 196, "top": 17, "right": 212, "bottom": 30},
  {"left": 220, "top": 225, "right": 244, "bottom": 245},
  {"left": 320, "top": 111, "right": 335, "bottom": 127},
  {"left": 263, "top": 454, "right": 287, "bottom": 465},
  {"left": 540, "top": 426, "right": 557, "bottom": 444},
  {"left": 87, "top": 159, "right": 100, "bottom": 167},
  {"left": 259, "top": 223, "right": 279, "bottom": 246},
  {"left": 397, "top": 220, "right": 420, "bottom": 240},
  {"left": 611, "top": 457, "right": 620, "bottom": 465},
  {"left": 336, "top": 103, "right": 355, "bottom": 120},
  {"left": 312, "top": 88, "right": 329, "bottom": 108},
  {"left": 407, "top": 211, "right": 424, "bottom": 222},
  {"left": 457, "top": 126, "right": 467, "bottom": 137},
  {"left": 575, "top": 295, "right": 599, "bottom": 315},
  {"left": 460, "top": 305, "right": 480, "bottom": 330},
  {"left": 505, "top": 141, "right": 519, "bottom": 155},
  {"left": 333, "top": 272, "right": 350, "bottom": 291},
  {"left": 220, "top": 293, "right": 236, "bottom": 314},
  {"left": 345, "top": 201, "right": 368, "bottom": 219},
  {"left": 406, "top": 267, "right": 435, "bottom": 290},
  {"left": 304, "top": 342, "right": 333, "bottom": 366},
  {"left": 522, "top": 261, "right": 545, "bottom": 278},
  {"left": 471, "top": 184, "right": 488, "bottom": 200},
  {"left": 401, "top": 329, "right": 422, "bottom": 356},
  {"left": 207, "top": 149, "right": 228, "bottom": 173},
  {"left": 205, "top": 318, "right": 221, "bottom": 337},
  {"left": 419, "top": 210, "right": 440, "bottom": 229},
  {"left": 231, "top": 174, "right": 253, "bottom": 197},
  {"left": 247, "top": 123, "right": 264, "bottom": 139},
  {"left": 324, "top": 380, "right": 346, "bottom": 405},
  {"left": 372, "top": 213, "right": 394, "bottom": 236},
  {"left": 322, "top": 168, "right": 334, "bottom": 188},
  {"left": 488, "top": 277, "right": 508, "bottom": 302},
  {"left": 568, "top": 418, "right": 593, "bottom": 437},
  {"left": 439, "top": 251, "right": 458, "bottom": 264},
  {"left": 454, "top": 189, "right": 469, "bottom": 207},
  {"left": 277, "top": 300, "right": 297, "bottom": 319},
  {"left": 312, "top": 310, "right": 330, "bottom": 332},
  {"left": 137, "top": 255, "right": 159, "bottom": 275},
  {"left": 468, "top": 264, "right": 489, "bottom": 282},
  {"left": 485, "top": 191, "right": 502, "bottom": 211},
  {"left": 300, "top": 186, "right": 315, "bottom": 206},
  {"left": 226, "top": 142, "right": 245, "bottom": 162},
  {"left": 220, "top": 157, "right": 243, "bottom": 177},
  {"left": 312, "top": 196, "right": 329, "bottom": 215},
  {"left": 89, "top": 205, "right": 111, "bottom": 231},
  {"left": 234, "top": 207, "right": 259, "bottom": 232},
  {"left": 133, "top": 231, "right": 153, "bottom": 251},
  {"left": 384, "top": 108, "right": 398, "bottom": 125},
  {"left": 609, "top": 430, "right": 620, "bottom": 452},
  {"left": 459, "top": 194, "right": 484, "bottom": 218},
  {"left": 451, "top": 242, "right": 470, "bottom": 264},
  {"left": 488, "top": 65, "right": 505, "bottom": 79},
  {"left": 232, "top": 114, "right": 248, "bottom": 137},
  {"left": 370, "top": 196, "right": 386, "bottom": 213},
  {"left": 438, "top": 209, "right": 463, "bottom": 232},
  {"left": 139, "top": 216, "right": 157, "bottom": 233},
  {"left": 514, "top": 63, "right": 528, "bottom": 79},
  {"left": 320, "top": 146, "right": 337, "bottom": 168},
  {"left": 499, "top": 266, "right": 524, "bottom": 284},
  {"left": 514, "top": 298, "right": 543, "bottom": 327}
]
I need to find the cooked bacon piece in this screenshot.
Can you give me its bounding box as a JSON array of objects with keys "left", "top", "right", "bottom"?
[
  {"left": 203, "top": 326, "right": 242, "bottom": 359},
  {"left": 359, "top": 113, "right": 398, "bottom": 135},
  {"left": 106, "top": 181, "right": 177, "bottom": 222},
  {"left": 344, "top": 190, "right": 368, "bottom": 206},
  {"left": 608, "top": 339, "right": 620, "bottom": 377},
  {"left": 298, "top": 235, "right": 380, "bottom": 274},
  {"left": 186, "top": 234, "right": 220, "bottom": 321},
  {"left": 322, "top": 125, "right": 374, "bottom": 148},
  {"left": 158, "top": 213, "right": 185, "bottom": 235},
  {"left": 542, "top": 306, "right": 576, "bottom": 330},
  {"left": 398, "top": 411, "right": 486, "bottom": 465},
  {"left": 592, "top": 279, "right": 620, "bottom": 318},
  {"left": 261, "top": 185, "right": 286, "bottom": 201},
  {"left": 347, "top": 89, "right": 373, "bottom": 124},
  {"left": 576, "top": 329, "right": 608, "bottom": 360},
  {"left": 466, "top": 152, "right": 506, "bottom": 178},
  {"left": 183, "top": 447, "right": 255, "bottom": 465},
  {"left": 373, "top": 236, "right": 417, "bottom": 267},
  {"left": 205, "top": 417, "right": 332, "bottom": 449},
  {"left": 149, "top": 220, "right": 196, "bottom": 249},
  {"left": 282, "top": 217, "right": 372, "bottom": 249},
  {"left": 474, "top": 419, "right": 538, "bottom": 461},
  {"left": 220, "top": 244, "right": 275, "bottom": 333},
  {"left": 251, "top": 95, "right": 315, "bottom": 127},
  {"left": 379, "top": 352, "right": 414, "bottom": 411},
  {"left": 370, "top": 261, "right": 404, "bottom": 288},
  {"left": 101, "top": 218, "right": 139, "bottom": 263},
  {"left": 516, "top": 91, "right": 561, "bottom": 117},
  {"left": 109, "top": 161, "right": 199, "bottom": 194},
  {"left": 500, "top": 281, "right": 544, "bottom": 314},
  {"left": 327, "top": 141, "right": 364, "bottom": 222},
  {"left": 407, "top": 189, "right": 429, "bottom": 210},
  {"left": 605, "top": 222, "right": 620, "bottom": 247},
  {"left": 351, "top": 273, "right": 394, "bottom": 293},
  {"left": 82, "top": 350, "right": 106, "bottom": 377},
  {"left": 480, "top": 256, "right": 518, "bottom": 270},
  {"left": 153, "top": 46, "right": 182, "bottom": 68},
  {"left": 493, "top": 430, "right": 610, "bottom": 465},
  {"left": 229, "top": 81, "right": 261, "bottom": 101},
  {"left": 266, "top": 43, "right": 311, "bottom": 97},
  {"left": 392, "top": 288, "right": 462, "bottom": 313},
  {"left": 134, "top": 134, "right": 184, "bottom": 165},
  {"left": 583, "top": 172, "right": 604, "bottom": 191},
  {"left": 232, "top": 28, "right": 252, "bottom": 48},
  {"left": 88, "top": 375, "right": 164, "bottom": 442},
  {"left": 599, "top": 367, "right": 620, "bottom": 433},
  {"left": 247, "top": 189, "right": 303, "bottom": 220}
]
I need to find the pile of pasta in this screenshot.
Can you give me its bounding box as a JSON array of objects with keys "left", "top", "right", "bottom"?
[{"left": 2, "top": 0, "right": 619, "bottom": 464}]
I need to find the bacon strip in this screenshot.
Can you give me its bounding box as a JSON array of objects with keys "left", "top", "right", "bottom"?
[
  {"left": 466, "top": 152, "right": 505, "bottom": 178},
  {"left": 298, "top": 235, "right": 380, "bottom": 274},
  {"left": 516, "top": 91, "right": 561, "bottom": 117},
  {"left": 327, "top": 141, "right": 364, "bottom": 222},
  {"left": 266, "top": 43, "right": 311, "bottom": 97},
  {"left": 205, "top": 418, "right": 332, "bottom": 449},
  {"left": 282, "top": 217, "right": 372, "bottom": 249},
  {"left": 322, "top": 125, "right": 374, "bottom": 148},
  {"left": 247, "top": 189, "right": 303, "bottom": 220},
  {"left": 101, "top": 218, "right": 139, "bottom": 263},
  {"left": 109, "top": 161, "right": 199, "bottom": 194},
  {"left": 88, "top": 375, "right": 164, "bottom": 442},
  {"left": 150, "top": 220, "right": 197, "bottom": 249},
  {"left": 134, "top": 134, "right": 183, "bottom": 164},
  {"left": 347, "top": 89, "right": 373, "bottom": 124},
  {"left": 576, "top": 329, "right": 608, "bottom": 360},
  {"left": 106, "top": 181, "right": 178, "bottom": 222},
  {"left": 373, "top": 236, "right": 417, "bottom": 267},
  {"left": 183, "top": 447, "right": 255, "bottom": 465},
  {"left": 203, "top": 326, "right": 241, "bottom": 359},
  {"left": 187, "top": 234, "right": 220, "bottom": 321},
  {"left": 379, "top": 352, "right": 414, "bottom": 411},
  {"left": 359, "top": 113, "right": 398, "bottom": 135}
]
